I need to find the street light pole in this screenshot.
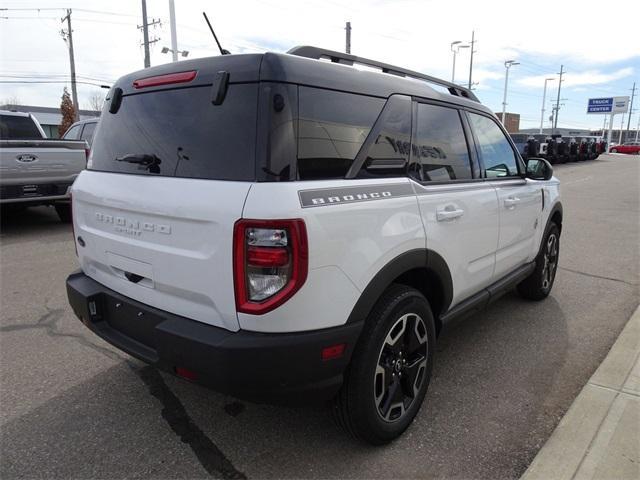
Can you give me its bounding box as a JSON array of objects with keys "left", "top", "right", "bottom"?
[
  {"left": 168, "top": 0, "right": 178, "bottom": 62},
  {"left": 450, "top": 41, "right": 460, "bottom": 82},
  {"left": 501, "top": 60, "right": 519, "bottom": 126},
  {"left": 450, "top": 42, "right": 469, "bottom": 83},
  {"left": 539, "top": 77, "right": 555, "bottom": 134}
]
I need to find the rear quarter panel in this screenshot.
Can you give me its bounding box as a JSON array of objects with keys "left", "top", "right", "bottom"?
[{"left": 240, "top": 178, "right": 425, "bottom": 333}]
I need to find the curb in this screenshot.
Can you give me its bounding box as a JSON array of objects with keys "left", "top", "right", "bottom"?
[{"left": 521, "top": 305, "right": 640, "bottom": 480}]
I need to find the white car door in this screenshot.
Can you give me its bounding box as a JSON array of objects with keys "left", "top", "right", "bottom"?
[
  {"left": 411, "top": 102, "right": 499, "bottom": 306},
  {"left": 466, "top": 112, "right": 542, "bottom": 280}
]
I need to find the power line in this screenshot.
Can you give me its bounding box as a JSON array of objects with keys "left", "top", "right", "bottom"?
[{"left": 0, "top": 80, "right": 110, "bottom": 87}]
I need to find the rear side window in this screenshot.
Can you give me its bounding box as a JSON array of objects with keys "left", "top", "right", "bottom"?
[
  {"left": 297, "top": 87, "right": 384, "bottom": 180},
  {"left": 0, "top": 114, "right": 42, "bottom": 139},
  {"left": 80, "top": 122, "right": 97, "bottom": 146},
  {"left": 468, "top": 113, "right": 519, "bottom": 178},
  {"left": 63, "top": 124, "right": 81, "bottom": 140},
  {"left": 357, "top": 95, "right": 412, "bottom": 178},
  {"left": 89, "top": 84, "right": 258, "bottom": 181},
  {"left": 411, "top": 104, "right": 472, "bottom": 182}
]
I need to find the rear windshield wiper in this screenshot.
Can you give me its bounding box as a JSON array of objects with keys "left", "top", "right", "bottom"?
[{"left": 115, "top": 153, "right": 161, "bottom": 166}]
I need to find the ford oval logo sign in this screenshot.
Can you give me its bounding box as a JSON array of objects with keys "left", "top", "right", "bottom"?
[{"left": 16, "top": 154, "right": 38, "bottom": 163}]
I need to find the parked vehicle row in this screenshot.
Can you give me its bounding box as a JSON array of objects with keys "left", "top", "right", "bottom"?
[
  {"left": 0, "top": 110, "right": 90, "bottom": 222},
  {"left": 510, "top": 133, "right": 606, "bottom": 164}
]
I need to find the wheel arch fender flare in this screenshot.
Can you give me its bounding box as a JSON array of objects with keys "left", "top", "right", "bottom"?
[
  {"left": 546, "top": 201, "right": 563, "bottom": 234},
  {"left": 345, "top": 248, "right": 453, "bottom": 326}
]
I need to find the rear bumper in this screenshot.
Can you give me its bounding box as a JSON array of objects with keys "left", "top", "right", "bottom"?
[
  {"left": 66, "top": 271, "right": 363, "bottom": 405},
  {"left": 0, "top": 182, "right": 72, "bottom": 204}
]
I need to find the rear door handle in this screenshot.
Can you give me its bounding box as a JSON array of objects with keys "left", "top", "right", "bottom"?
[
  {"left": 436, "top": 206, "right": 465, "bottom": 222},
  {"left": 504, "top": 196, "right": 520, "bottom": 208}
]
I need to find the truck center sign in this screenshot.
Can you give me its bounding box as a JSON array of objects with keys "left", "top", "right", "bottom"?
[{"left": 587, "top": 96, "right": 630, "bottom": 114}]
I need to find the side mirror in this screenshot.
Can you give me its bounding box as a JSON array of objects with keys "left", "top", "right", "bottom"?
[{"left": 526, "top": 158, "right": 553, "bottom": 181}]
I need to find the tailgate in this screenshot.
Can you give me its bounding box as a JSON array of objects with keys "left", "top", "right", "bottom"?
[
  {"left": 0, "top": 140, "right": 87, "bottom": 184},
  {"left": 73, "top": 171, "right": 250, "bottom": 332}
]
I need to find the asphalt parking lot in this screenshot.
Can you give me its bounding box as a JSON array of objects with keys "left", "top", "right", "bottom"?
[{"left": 1, "top": 154, "right": 638, "bottom": 480}]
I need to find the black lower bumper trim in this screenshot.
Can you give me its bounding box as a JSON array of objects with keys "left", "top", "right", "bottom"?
[{"left": 66, "top": 271, "right": 363, "bottom": 405}]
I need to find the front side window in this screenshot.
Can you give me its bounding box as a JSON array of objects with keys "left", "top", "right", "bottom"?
[
  {"left": 297, "top": 87, "right": 384, "bottom": 180},
  {"left": 468, "top": 113, "right": 519, "bottom": 178},
  {"left": 411, "top": 103, "right": 472, "bottom": 182}
]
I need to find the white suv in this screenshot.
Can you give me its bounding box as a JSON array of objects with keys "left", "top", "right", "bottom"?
[{"left": 66, "top": 46, "right": 562, "bottom": 444}]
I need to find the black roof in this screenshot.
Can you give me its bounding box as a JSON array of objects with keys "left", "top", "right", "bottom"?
[{"left": 113, "top": 46, "right": 492, "bottom": 115}]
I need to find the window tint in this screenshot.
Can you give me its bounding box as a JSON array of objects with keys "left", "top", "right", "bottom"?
[
  {"left": 80, "top": 122, "right": 96, "bottom": 146},
  {"left": 297, "top": 87, "right": 384, "bottom": 180},
  {"left": 0, "top": 114, "right": 43, "bottom": 139},
  {"left": 89, "top": 84, "right": 257, "bottom": 181},
  {"left": 358, "top": 95, "right": 412, "bottom": 178},
  {"left": 411, "top": 104, "right": 472, "bottom": 182},
  {"left": 468, "top": 113, "right": 519, "bottom": 178},
  {"left": 63, "top": 125, "right": 81, "bottom": 140}
]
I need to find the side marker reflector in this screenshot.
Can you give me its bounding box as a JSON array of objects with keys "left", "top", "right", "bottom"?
[{"left": 321, "top": 343, "right": 346, "bottom": 361}]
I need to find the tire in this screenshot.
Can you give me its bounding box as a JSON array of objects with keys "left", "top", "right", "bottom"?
[
  {"left": 55, "top": 203, "right": 72, "bottom": 223},
  {"left": 331, "top": 284, "right": 436, "bottom": 445},
  {"left": 611, "top": 148, "right": 618, "bottom": 153},
  {"left": 517, "top": 223, "right": 560, "bottom": 301}
]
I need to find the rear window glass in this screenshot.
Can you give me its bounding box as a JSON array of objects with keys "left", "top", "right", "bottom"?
[
  {"left": 297, "top": 87, "right": 384, "bottom": 180},
  {"left": 0, "top": 114, "right": 43, "bottom": 139},
  {"left": 89, "top": 84, "right": 258, "bottom": 181}
]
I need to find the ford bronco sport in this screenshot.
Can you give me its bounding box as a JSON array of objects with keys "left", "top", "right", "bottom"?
[{"left": 66, "top": 46, "right": 562, "bottom": 444}]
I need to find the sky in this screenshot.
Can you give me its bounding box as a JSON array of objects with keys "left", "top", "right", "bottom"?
[{"left": 1, "top": 0, "right": 639, "bottom": 132}]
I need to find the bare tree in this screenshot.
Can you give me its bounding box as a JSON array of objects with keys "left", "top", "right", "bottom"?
[
  {"left": 86, "top": 91, "right": 105, "bottom": 113},
  {"left": 1, "top": 94, "right": 21, "bottom": 107},
  {"left": 59, "top": 87, "right": 76, "bottom": 137}
]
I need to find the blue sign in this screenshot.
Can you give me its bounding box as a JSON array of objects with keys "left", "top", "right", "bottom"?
[{"left": 587, "top": 97, "right": 613, "bottom": 114}]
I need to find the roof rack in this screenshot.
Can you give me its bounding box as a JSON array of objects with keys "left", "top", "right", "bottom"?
[{"left": 287, "top": 45, "right": 479, "bottom": 103}]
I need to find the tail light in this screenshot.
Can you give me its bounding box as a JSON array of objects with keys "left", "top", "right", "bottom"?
[{"left": 233, "top": 219, "right": 308, "bottom": 314}]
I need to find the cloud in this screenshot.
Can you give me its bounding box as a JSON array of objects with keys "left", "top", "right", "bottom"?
[{"left": 517, "top": 67, "right": 634, "bottom": 88}]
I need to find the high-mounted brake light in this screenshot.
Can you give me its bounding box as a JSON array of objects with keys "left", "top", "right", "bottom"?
[
  {"left": 233, "top": 219, "right": 308, "bottom": 315},
  {"left": 133, "top": 70, "right": 197, "bottom": 89}
]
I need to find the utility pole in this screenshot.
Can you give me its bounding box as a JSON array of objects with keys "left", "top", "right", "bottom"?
[
  {"left": 60, "top": 9, "right": 79, "bottom": 122},
  {"left": 619, "top": 113, "right": 625, "bottom": 144},
  {"left": 168, "top": 0, "right": 178, "bottom": 62},
  {"left": 345, "top": 22, "right": 351, "bottom": 54},
  {"left": 626, "top": 81, "right": 636, "bottom": 140},
  {"left": 140, "top": 0, "right": 150, "bottom": 67},
  {"left": 467, "top": 30, "right": 476, "bottom": 90},
  {"left": 138, "top": 0, "right": 161, "bottom": 68},
  {"left": 553, "top": 65, "right": 564, "bottom": 131},
  {"left": 539, "top": 77, "right": 555, "bottom": 134}
]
